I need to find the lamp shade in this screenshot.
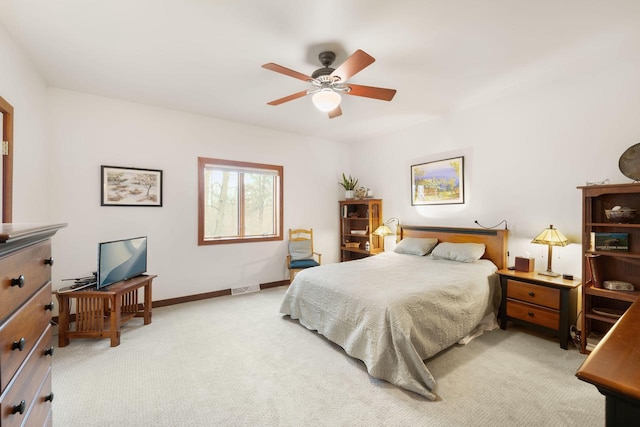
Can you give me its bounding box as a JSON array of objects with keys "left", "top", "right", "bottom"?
[
  {"left": 531, "top": 225, "right": 568, "bottom": 247},
  {"left": 312, "top": 89, "right": 341, "bottom": 112},
  {"left": 373, "top": 224, "right": 393, "bottom": 236}
]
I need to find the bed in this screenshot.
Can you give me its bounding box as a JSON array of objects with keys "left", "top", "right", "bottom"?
[{"left": 279, "top": 225, "right": 508, "bottom": 399}]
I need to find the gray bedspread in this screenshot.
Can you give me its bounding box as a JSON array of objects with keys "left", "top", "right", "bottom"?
[{"left": 279, "top": 251, "right": 500, "bottom": 399}]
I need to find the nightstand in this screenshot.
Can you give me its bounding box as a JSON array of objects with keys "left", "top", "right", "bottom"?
[{"left": 496, "top": 269, "right": 581, "bottom": 349}]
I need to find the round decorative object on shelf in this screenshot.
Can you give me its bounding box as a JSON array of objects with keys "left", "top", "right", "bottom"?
[{"left": 618, "top": 142, "right": 640, "bottom": 180}]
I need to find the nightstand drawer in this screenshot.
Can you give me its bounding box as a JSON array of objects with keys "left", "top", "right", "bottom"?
[
  {"left": 507, "top": 299, "right": 559, "bottom": 330},
  {"left": 506, "top": 279, "right": 560, "bottom": 310}
]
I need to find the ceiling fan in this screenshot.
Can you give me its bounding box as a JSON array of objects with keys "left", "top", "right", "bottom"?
[{"left": 262, "top": 49, "right": 396, "bottom": 119}]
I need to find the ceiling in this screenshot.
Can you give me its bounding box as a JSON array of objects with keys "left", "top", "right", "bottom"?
[{"left": 1, "top": 0, "right": 639, "bottom": 143}]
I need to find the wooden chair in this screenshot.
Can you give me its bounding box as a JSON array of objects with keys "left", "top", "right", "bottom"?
[{"left": 287, "top": 228, "right": 321, "bottom": 283}]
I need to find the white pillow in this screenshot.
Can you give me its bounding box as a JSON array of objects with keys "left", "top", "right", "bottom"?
[
  {"left": 431, "top": 242, "right": 486, "bottom": 263},
  {"left": 393, "top": 237, "right": 438, "bottom": 256}
]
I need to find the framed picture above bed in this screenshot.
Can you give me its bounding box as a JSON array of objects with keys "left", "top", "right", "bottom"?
[{"left": 411, "top": 156, "right": 464, "bottom": 206}]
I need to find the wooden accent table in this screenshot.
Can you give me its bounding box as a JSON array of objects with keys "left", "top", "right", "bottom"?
[
  {"left": 497, "top": 269, "right": 581, "bottom": 349},
  {"left": 56, "top": 274, "right": 155, "bottom": 347},
  {"left": 576, "top": 297, "right": 640, "bottom": 425}
]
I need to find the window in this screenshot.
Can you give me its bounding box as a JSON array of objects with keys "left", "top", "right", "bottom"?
[{"left": 198, "top": 157, "right": 283, "bottom": 245}]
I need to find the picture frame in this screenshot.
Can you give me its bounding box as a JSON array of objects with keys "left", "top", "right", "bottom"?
[
  {"left": 411, "top": 156, "right": 464, "bottom": 205},
  {"left": 101, "top": 165, "right": 163, "bottom": 207}
]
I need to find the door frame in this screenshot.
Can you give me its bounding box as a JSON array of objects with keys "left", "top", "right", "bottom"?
[{"left": 0, "top": 96, "right": 13, "bottom": 223}]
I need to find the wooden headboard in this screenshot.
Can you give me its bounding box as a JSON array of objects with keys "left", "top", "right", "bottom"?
[{"left": 399, "top": 225, "right": 508, "bottom": 270}]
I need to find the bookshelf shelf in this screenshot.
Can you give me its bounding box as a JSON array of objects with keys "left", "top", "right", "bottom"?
[
  {"left": 584, "top": 312, "right": 619, "bottom": 324},
  {"left": 585, "top": 250, "right": 640, "bottom": 259},
  {"left": 586, "top": 222, "right": 640, "bottom": 228},
  {"left": 584, "top": 283, "right": 640, "bottom": 303}
]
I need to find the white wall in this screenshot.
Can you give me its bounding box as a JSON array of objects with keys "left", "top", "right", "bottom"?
[
  {"left": 46, "top": 89, "right": 350, "bottom": 300},
  {"left": 5, "top": 17, "right": 640, "bottom": 298},
  {"left": 0, "top": 23, "right": 50, "bottom": 221},
  {"left": 353, "top": 52, "right": 640, "bottom": 278}
]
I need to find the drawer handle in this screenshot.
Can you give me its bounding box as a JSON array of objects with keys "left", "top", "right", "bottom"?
[
  {"left": 528, "top": 311, "right": 535, "bottom": 317},
  {"left": 12, "top": 400, "right": 26, "bottom": 415},
  {"left": 45, "top": 393, "right": 54, "bottom": 403},
  {"left": 528, "top": 291, "right": 535, "bottom": 297},
  {"left": 44, "top": 302, "right": 55, "bottom": 311},
  {"left": 12, "top": 337, "right": 25, "bottom": 351},
  {"left": 11, "top": 275, "right": 25, "bottom": 288},
  {"left": 44, "top": 257, "right": 54, "bottom": 266},
  {"left": 44, "top": 347, "right": 55, "bottom": 357}
]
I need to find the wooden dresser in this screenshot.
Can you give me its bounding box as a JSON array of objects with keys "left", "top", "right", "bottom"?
[{"left": 0, "top": 223, "right": 66, "bottom": 427}]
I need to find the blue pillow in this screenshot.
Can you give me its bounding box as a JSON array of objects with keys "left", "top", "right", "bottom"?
[{"left": 290, "top": 259, "right": 319, "bottom": 269}]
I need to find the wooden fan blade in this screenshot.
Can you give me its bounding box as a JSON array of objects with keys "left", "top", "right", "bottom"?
[
  {"left": 328, "top": 105, "right": 342, "bottom": 119},
  {"left": 262, "top": 63, "right": 312, "bottom": 82},
  {"left": 330, "top": 50, "right": 375, "bottom": 81},
  {"left": 346, "top": 84, "right": 396, "bottom": 101},
  {"left": 267, "top": 90, "right": 308, "bottom": 106}
]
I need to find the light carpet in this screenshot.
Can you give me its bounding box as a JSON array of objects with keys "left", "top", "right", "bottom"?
[{"left": 51, "top": 286, "right": 603, "bottom": 426}]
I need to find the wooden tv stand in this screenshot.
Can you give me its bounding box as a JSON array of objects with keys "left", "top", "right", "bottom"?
[{"left": 56, "top": 274, "right": 156, "bottom": 347}]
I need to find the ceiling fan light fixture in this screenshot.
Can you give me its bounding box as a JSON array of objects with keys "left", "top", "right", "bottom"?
[{"left": 312, "top": 88, "right": 341, "bottom": 112}]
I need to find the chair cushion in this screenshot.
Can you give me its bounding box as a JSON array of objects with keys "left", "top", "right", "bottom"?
[
  {"left": 290, "top": 259, "right": 320, "bottom": 269},
  {"left": 289, "top": 240, "right": 313, "bottom": 261}
]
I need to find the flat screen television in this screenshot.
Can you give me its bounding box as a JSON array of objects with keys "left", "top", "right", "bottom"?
[{"left": 97, "top": 236, "right": 147, "bottom": 289}]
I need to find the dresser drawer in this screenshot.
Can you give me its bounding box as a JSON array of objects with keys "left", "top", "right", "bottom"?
[
  {"left": 0, "top": 284, "right": 53, "bottom": 392},
  {"left": 0, "top": 241, "right": 52, "bottom": 322},
  {"left": 0, "top": 325, "right": 52, "bottom": 427},
  {"left": 23, "top": 368, "right": 53, "bottom": 427},
  {"left": 506, "top": 279, "right": 560, "bottom": 310},
  {"left": 507, "top": 299, "right": 560, "bottom": 330}
]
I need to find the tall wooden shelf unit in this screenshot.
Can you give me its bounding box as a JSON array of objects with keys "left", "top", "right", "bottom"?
[
  {"left": 579, "top": 183, "right": 640, "bottom": 354},
  {"left": 339, "top": 199, "right": 383, "bottom": 262}
]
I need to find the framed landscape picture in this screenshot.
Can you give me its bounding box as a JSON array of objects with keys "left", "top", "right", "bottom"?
[
  {"left": 101, "top": 166, "right": 163, "bottom": 207},
  {"left": 411, "top": 156, "right": 464, "bottom": 205}
]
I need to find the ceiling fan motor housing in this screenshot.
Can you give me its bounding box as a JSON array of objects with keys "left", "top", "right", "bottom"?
[
  {"left": 318, "top": 51, "right": 336, "bottom": 67},
  {"left": 311, "top": 51, "right": 337, "bottom": 79}
]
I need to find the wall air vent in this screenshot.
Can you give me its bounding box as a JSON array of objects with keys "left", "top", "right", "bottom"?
[{"left": 231, "top": 285, "right": 260, "bottom": 295}]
